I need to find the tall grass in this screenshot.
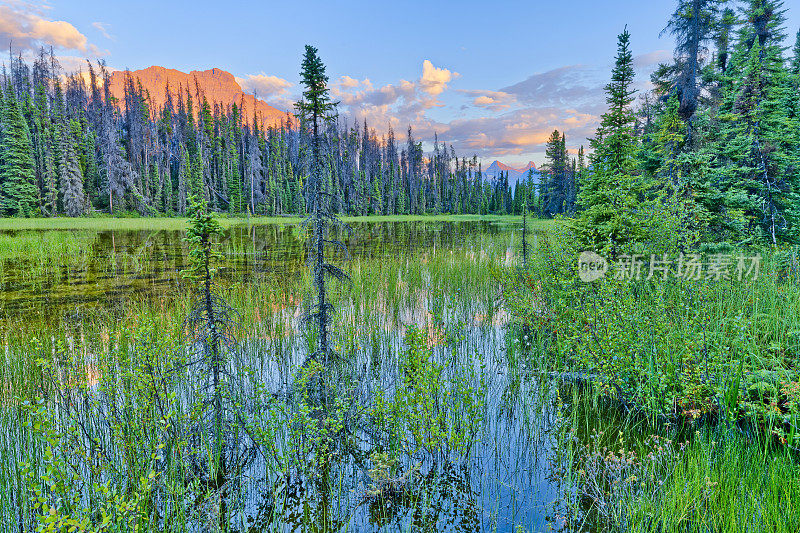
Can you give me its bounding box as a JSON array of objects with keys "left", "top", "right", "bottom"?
[{"left": 625, "top": 428, "right": 800, "bottom": 532}]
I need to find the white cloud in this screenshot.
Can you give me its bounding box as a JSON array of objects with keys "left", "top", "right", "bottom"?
[
  {"left": 236, "top": 73, "right": 293, "bottom": 98},
  {"left": 91, "top": 21, "right": 114, "bottom": 41},
  {"left": 419, "top": 59, "right": 457, "bottom": 96},
  {"left": 338, "top": 75, "right": 360, "bottom": 89},
  {"left": 0, "top": 3, "right": 89, "bottom": 52}
]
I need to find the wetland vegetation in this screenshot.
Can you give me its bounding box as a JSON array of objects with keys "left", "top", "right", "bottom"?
[
  {"left": 0, "top": 215, "right": 559, "bottom": 532},
  {"left": 1, "top": 0, "right": 800, "bottom": 531},
  {"left": 1, "top": 213, "right": 799, "bottom": 532}
]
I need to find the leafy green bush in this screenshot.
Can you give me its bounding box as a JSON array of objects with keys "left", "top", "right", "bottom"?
[
  {"left": 371, "top": 325, "right": 485, "bottom": 461},
  {"left": 20, "top": 398, "right": 158, "bottom": 533},
  {"left": 503, "top": 226, "right": 800, "bottom": 437},
  {"left": 17, "top": 324, "right": 178, "bottom": 532}
]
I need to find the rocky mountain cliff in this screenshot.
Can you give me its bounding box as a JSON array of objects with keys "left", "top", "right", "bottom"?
[{"left": 108, "top": 66, "right": 289, "bottom": 128}]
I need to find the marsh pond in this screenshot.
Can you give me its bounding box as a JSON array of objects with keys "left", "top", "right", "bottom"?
[
  {"left": 0, "top": 218, "right": 579, "bottom": 532},
  {"left": 3, "top": 217, "right": 799, "bottom": 532}
]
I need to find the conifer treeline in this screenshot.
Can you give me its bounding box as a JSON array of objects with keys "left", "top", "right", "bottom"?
[
  {"left": 0, "top": 49, "right": 521, "bottom": 217},
  {"left": 536, "top": 0, "right": 800, "bottom": 247},
  {"left": 1, "top": 0, "right": 798, "bottom": 231},
  {"left": 572, "top": 0, "right": 800, "bottom": 248},
  {"left": 537, "top": 130, "right": 583, "bottom": 217}
]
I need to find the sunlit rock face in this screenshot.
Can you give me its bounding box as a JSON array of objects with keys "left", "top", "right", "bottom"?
[
  {"left": 483, "top": 160, "right": 540, "bottom": 187},
  {"left": 108, "top": 66, "right": 290, "bottom": 129}
]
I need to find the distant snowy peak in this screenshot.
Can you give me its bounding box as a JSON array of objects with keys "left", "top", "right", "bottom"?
[{"left": 483, "top": 160, "right": 540, "bottom": 186}]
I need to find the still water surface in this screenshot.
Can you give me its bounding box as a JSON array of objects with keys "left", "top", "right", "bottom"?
[{"left": 0, "top": 221, "right": 508, "bottom": 317}]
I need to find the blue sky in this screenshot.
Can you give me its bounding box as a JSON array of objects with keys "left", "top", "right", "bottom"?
[{"left": 2, "top": 0, "right": 799, "bottom": 166}]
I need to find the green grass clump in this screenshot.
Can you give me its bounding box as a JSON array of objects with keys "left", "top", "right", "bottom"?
[
  {"left": 624, "top": 429, "right": 800, "bottom": 532},
  {"left": 0, "top": 231, "right": 94, "bottom": 266}
]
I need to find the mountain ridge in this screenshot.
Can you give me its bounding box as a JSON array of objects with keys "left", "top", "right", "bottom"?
[
  {"left": 483, "top": 160, "right": 540, "bottom": 187},
  {"left": 107, "top": 66, "right": 290, "bottom": 129}
]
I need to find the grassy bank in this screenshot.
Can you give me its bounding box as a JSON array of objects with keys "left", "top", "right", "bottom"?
[
  {"left": 0, "top": 213, "right": 528, "bottom": 231},
  {"left": 505, "top": 222, "right": 800, "bottom": 531}
]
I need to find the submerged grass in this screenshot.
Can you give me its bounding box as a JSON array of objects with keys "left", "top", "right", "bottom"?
[{"left": 0, "top": 218, "right": 555, "bottom": 532}]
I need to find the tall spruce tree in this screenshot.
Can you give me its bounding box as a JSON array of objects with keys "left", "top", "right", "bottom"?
[
  {"left": 792, "top": 28, "right": 800, "bottom": 80},
  {"left": 715, "top": 8, "right": 737, "bottom": 75},
  {"left": 662, "top": 0, "right": 722, "bottom": 125},
  {"left": 791, "top": 28, "right": 800, "bottom": 119},
  {"left": 574, "top": 145, "right": 585, "bottom": 209},
  {"left": 59, "top": 125, "right": 86, "bottom": 217},
  {"left": 0, "top": 84, "right": 37, "bottom": 216},
  {"left": 542, "top": 129, "right": 568, "bottom": 215},
  {"left": 295, "top": 45, "right": 349, "bottom": 365},
  {"left": 710, "top": 0, "right": 800, "bottom": 243},
  {"left": 573, "top": 28, "right": 647, "bottom": 256},
  {"left": 225, "top": 116, "right": 242, "bottom": 213},
  {"left": 646, "top": 92, "right": 712, "bottom": 248}
]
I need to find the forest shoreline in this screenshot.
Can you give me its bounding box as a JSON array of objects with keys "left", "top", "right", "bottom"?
[{"left": 0, "top": 213, "right": 529, "bottom": 231}]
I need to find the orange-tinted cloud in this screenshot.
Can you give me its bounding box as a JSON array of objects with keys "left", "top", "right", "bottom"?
[
  {"left": 331, "top": 59, "right": 459, "bottom": 130},
  {"left": 331, "top": 59, "right": 606, "bottom": 162},
  {"left": 0, "top": 3, "right": 89, "bottom": 52},
  {"left": 462, "top": 90, "right": 516, "bottom": 111},
  {"left": 338, "top": 75, "right": 361, "bottom": 89},
  {"left": 440, "top": 107, "right": 598, "bottom": 157},
  {"left": 419, "top": 60, "right": 457, "bottom": 96},
  {"left": 236, "top": 73, "right": 293, "bottom": 97}
]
